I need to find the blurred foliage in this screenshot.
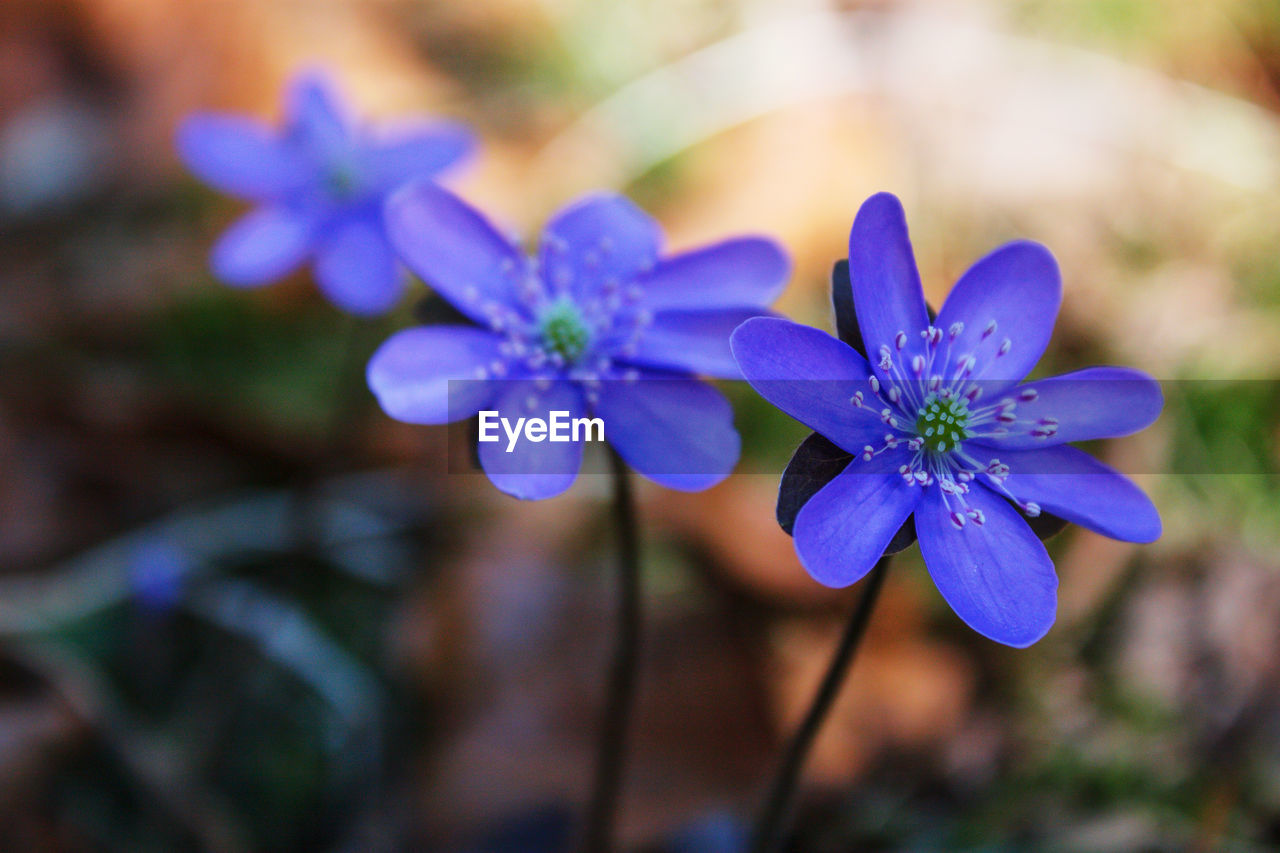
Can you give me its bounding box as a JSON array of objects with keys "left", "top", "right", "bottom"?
[{"left": 145, "top": 290, "right": 392, "bottom": 440}]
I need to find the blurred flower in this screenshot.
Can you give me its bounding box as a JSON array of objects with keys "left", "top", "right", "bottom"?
[
  {"left": 367, "top": 182, "right": 789, "bottom": 499},
  {"left": 0, "top": 98, "right": 110, "bottom": 220},
  {"left": 130, "top": 538, "right": 190, "bottom": 614},
  {"left": 731, "top": 192, "right": 1162, "bottom": 647},
  {"left": 666, "top": 812, "right": 747, "bottom": 852},
  {"left": 177, "top": 70, "right": 473, "bottom": 315}
]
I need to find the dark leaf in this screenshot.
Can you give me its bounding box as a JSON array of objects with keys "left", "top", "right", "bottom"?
[
  {"left": 413, "top": 291, "right": 474, "bottom": 327},
  {"left": 775, "top": 432, "right": 918, "bottom": 553},
  {"left": 830, "top": 259, "right": 864, "bottom": 355},
  {"left": 776, "top": 432, "right": 852, "bottom": 535},
  {"left": 1027, "top": 510, "right": 1070, "bottom": 541}
]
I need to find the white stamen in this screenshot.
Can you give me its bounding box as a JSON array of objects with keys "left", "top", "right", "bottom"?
[{"left": 1031, "top": 418, "right": 1059, "bottom": 438}]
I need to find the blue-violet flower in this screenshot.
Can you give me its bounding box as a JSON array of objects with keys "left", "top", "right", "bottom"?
[
  {"left": 177, "top": 70, "right": 474, "bottom": 315},
  {"left": 731, "top": 193, "right": 1162, "bottom": 647},
  {"left": 367, "top": 181, "right": 790, "bottom": 499}
]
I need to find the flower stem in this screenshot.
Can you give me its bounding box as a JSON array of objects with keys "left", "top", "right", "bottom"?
[
  {"left": 748, "top": 555, "right": 893, "bottom": 853},
  {"left": 579, "top": 447, "right": 643, "bottom": 853}
]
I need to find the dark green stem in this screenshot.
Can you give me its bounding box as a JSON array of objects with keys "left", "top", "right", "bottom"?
[
  {"left": 748, "top": 555, "right": 892, "bottom": 853},
  {"left": 324, "top": 313, "right": 375, "bottom": 462},
  {"left": 579, "top": 447, "right": 642, "bottom": 853}
]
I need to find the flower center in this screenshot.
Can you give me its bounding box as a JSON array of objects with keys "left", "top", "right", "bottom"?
[
  {"left": 538, "top": 298, "right": 591, "bottom": 363},
  {"left": 325, "top": 163, "right": 362, "bottom": 200},
  {"left": 915, "top": 394, "right": 970, "bottom": 454}
]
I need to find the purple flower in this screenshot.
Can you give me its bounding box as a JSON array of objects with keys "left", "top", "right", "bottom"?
[
  {"left": 177, "top": 70, "right": 474, "bottom": 315},
  {"left": 731, "top": 193, "right": 1161, "bottom": 647},
  {"left": 366, "top": 181, "right": 789, "bottom": 499},
  {"left": 130, "top": 538, "right": 189, "bottom": 614}
]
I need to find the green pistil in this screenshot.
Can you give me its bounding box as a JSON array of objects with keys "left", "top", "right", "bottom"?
[
  {"left": 915, "top": 394, "right": 970, "bottom": 453},
  {"left": 539, "top": 299, "right": 591, "bottom": 363},
  {"left": 326, "top": 163, "right": 361, "bottom": 199}
]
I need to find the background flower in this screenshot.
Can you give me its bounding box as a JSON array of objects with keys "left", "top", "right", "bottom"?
[
  {"left": 177, "top": 70, "right": 474, "bottom": 315},
  {"left": 732, "top": 193, "right": 1162, "bottom": 647},
  {"left": 367, "top": 182, "right": 789, "bottom": 499}
]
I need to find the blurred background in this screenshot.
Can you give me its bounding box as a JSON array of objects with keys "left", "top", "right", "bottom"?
[{"left": 2, "top": 0, "right": 1280, "bottom": 850}]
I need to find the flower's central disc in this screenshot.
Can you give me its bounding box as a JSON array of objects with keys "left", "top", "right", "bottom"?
[
  {"left": 538, "top": 298, "right": 591, "bottom": 363},
  {"left": 325, "top": 162, "right": 360, "bottom": 197},
  {"left": 915, "top": 394, "right": 970, "bottom": 454}
]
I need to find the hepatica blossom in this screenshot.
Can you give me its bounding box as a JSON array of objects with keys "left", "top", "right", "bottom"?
[
  {"left": 731, "top": 193, "right": 1161, "bottom": 647},
  {"left": 177, "top": 71, "right": 473, "bottom": 315},
  {"left": 366, "top": 182, "right": 789, "bottom": 499}
]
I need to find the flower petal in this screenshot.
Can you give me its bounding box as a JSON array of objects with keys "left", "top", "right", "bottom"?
[
  {"left": 847, "top": 193, "right": 930, "bottom": 372},
  {"left": 969, "top": 367, "right": 1163, "bottom": 450},
  {"left": 286, "top": 70, "right": 350, "bottom": 160},
  {"left": 478, "top": 380, "right": 586, "bottom": 500},
  {"left": 595, "top": 372, "right": 739, "bottom": 491},
  {"left": 916, "top": 485, "right": 1057, "bottom": 647},
  {"left": 730, "top": 317, "right": 891, "bottom": 455},
  {"left": 935, "top": 241, "right": 1061, "bottom": 391},
  {"left": 640, "top": 237, "right": 790, "bottom": 312},
  {"left": 628, "top": 308, "right": 775, "bottom": 379},
  {"left": 314, "top": 217, "right": 403, "bottom": 315},
  {"left": 176, "top": 114, "right": 307, "bottom": 200},
  {"left": 210, "top": 207, "right": 314, "bottom": 285},
  {"left": 776, "top": 433, "right": 921, "bottom": 553},
  {"left": 366, "top": 326, "right": 504, "bottom": 424},
  {"left": 384, "top": 180, "right": 525, "bottom": 323},
  {"left": 362, "top": 120, "right": 475, "bottom": 191},
  {"left": 538, "top": 193, "right": 661, "bottom": 301},
  {"left": 985, "top": 445, "right": 1161, "bottom": 543},
  {"left": 792, "top": 453, "right": 922, "bottom": 587}
]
